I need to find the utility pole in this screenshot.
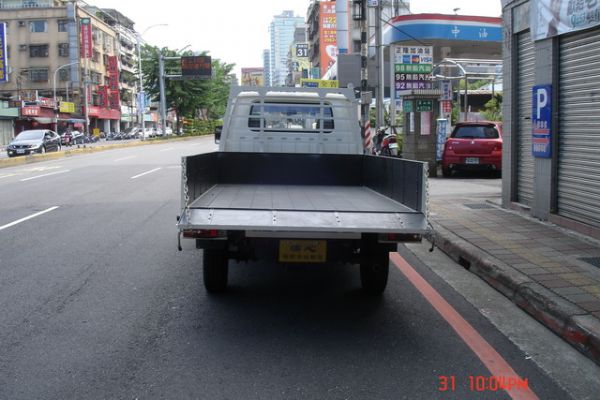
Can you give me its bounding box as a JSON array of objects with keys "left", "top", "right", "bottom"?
[
  {"left": 84, "top": 56, "right": 90, "bottom": 141},
  {"left": 158, "top": 52, "right": 167, "bottom": 137},
  {"left": 359, "top": 0, "right": 370, "bottom": 151},
  {"left": 375, "top": 1, "right": 384, "bottom": 130},
  {"left": 136, "top": 35, "right": 145, "bottom": 140}
]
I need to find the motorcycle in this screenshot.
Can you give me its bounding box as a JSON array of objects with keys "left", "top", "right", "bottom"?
[{"left": 371, "top": 127, "right": 399, "bottom": 157}]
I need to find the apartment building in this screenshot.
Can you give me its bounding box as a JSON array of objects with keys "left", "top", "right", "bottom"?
[
  {"left": 89, "top": 7, "right": 139, "bottom": 130},
  {"left": 0, "top": 0, "right": 124, "bottom": 136}
]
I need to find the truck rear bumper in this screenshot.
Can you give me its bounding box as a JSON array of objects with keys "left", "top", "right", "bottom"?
[{"left": 178, "top": 208, "right": 428, "bottom": 235}]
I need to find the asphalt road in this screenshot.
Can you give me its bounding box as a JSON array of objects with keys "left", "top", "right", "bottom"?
[{"left": 0, "top": 139, "right": 597, "bottom": 399}]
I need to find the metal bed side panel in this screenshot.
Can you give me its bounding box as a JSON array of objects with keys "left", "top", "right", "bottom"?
[
  {"left": 182, "top": 152, "right": 427, "bottom": 214},
  {"left": 362, "top": 155, "right": 425, "bottom": 213}
]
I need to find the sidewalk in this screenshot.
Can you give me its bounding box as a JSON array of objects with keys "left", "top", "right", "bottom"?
[{"left": 429, "top": 197, "right": 600, "bottom": 365}]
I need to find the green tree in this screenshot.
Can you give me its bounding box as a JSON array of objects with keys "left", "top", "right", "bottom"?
[
  {"left": 481, "top": 94, "right": 503, "bottom": 121},
  {"left": 139, "top": 45, "right": 234, "bottom": 134}
]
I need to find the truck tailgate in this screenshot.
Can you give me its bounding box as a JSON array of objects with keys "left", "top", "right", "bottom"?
[{"left": 179, "top": 152, "right": 428, "bottom": 234}]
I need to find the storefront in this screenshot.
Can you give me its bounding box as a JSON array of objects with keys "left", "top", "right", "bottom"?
[
  {"left": 16, "top": 104, "right": 55, "bottom": 134},
  {"left": 16, "top": 100, "right": 83, "bottom": 135},
  {"left": 86, "top": 106, "right": 121, "bottom": 134},
  {"left": 502, "top": 0, "right": 600, "bottom": 237},
  {"left": 0, "top": 103, "right": 18, "bottom": 145}
]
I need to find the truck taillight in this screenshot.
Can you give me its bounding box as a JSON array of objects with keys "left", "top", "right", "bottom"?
[
  {"left": 494, "top": 142, "right": 502, "bottom": 152},
  {"left": 182, "top": 229, "right": 226, "bottom": 239}
]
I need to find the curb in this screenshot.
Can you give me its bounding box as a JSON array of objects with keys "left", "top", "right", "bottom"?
[
  {"left": 0, "top": 135, "right": 206, "bottom": 169},
  {"left": 430, "top": 221, "right": 600, "bottom": 366}
]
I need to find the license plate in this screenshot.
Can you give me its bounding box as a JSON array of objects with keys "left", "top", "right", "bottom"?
[
  {"left": 17, "top": 149, "right": 25, "bottom": 154},
  {"left": 389, "top": 143, "right": 399, "bottom": 149},
  {"left": 465, "top": 157, "right": 479, "bottom": 164},
  {"left": 279, "top": 240, "right": 327, "bottom": 263}
]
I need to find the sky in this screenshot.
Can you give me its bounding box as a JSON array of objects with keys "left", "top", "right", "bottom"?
[{"left": 91, "top": 0, "right": 502, "bottom": 78}]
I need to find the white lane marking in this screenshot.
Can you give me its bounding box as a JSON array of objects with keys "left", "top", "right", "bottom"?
[
  {"left": 22, "top": 166, "right": 62, "bottom": 172},
  {"left": 0, "top": 173, "right": 16, "bottom": 179},
  {"left": 0, "top": 206, "right": 60, "bottom": 232},
  {"left": 131, "top": 167, "right": 162, "bottom": 179},
  {"left": 114, "top": 156, "right": 136, "bottom": 162},
  {"left": 159, "top": 147, "right": 175, "bottom": 152},
  {"left": 20, "top": 170, "right": 70, "bottom": 182}
]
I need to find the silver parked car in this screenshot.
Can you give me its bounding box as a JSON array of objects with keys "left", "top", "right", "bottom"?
[{"left": 6, "top": 129, "right": 62, "bottom": 157}]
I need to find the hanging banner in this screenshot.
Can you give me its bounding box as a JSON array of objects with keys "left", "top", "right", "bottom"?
[
  {"left": 531, "top": 0, "right": 600, "bottom": 41},
  {"left": 109, "top": 91, "right": 120, "bottom": 110},
  {"left": 0, "top": 23, "right": 8, "bottom": 83},
  {"left": 97, "top": 85, "right": 108, "bottom": 108},
  {"left": 436, "top": 119, "right": 449, "bottom": 161},
  {"left": 319, "top": 1, "right": 337, "bottom": 77},
  {"left": 80, "top": 18, "right": 92, "bottom": 59},
  {"left": 107, "top": 56, "right": 119, "bottom": 90}
]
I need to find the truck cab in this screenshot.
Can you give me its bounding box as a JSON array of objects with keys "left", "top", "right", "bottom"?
[{"left": 218, "top": 87, "right": 363, "bottom": 155}]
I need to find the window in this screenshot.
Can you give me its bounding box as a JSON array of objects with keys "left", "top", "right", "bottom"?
[
  {"left": 58, "top": 43, "right": 69, "bottom": 57},
  {"left": 57, "top": 19, "right": 69, "bottom": 32},
  {"left": 90, "top": 72, "right": 101, "bottom": 84},
  {"left": 248, "top": 102, "right": 335, "bottom": 133},
  {"left": 452, "top": 125, "right": 500, "bottom": 139},
  {"left": 29, "top": 44, "right": 48, "bottom": 57},
  {"left": 92, "top": 49, "right": 100, "bottom": 63},
  {"left": 29, "top": 68, "right": 49, "bottom": 82},
  {"left": 59, "top": 68, "right": 69, "bottom": 81},
  {"left": 29, "top": 20, "right": 47, "bottom": 33}
]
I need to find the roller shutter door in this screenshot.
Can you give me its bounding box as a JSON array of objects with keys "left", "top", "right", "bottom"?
[
  {"left": 0, "top": 120, "right": 13, "bottom": 146},
  {"left": 516, "top": 32, "right": 535, "bottom": 206},
  {"left": 558, "top": 29, "right": 600, "bottom": 228}
]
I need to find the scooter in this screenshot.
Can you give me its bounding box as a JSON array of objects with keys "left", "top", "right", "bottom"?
[{"left": 372, "top": 127, "right": 399, "bottom": 157}]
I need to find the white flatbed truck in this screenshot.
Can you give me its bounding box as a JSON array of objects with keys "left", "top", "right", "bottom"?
[{"left": 177, "top": 86, "right": 429, "bottom": 294}]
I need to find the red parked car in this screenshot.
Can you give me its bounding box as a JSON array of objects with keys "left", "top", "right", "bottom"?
[{"left": 441, "top": 121, "right": 503, "bottom": 177}]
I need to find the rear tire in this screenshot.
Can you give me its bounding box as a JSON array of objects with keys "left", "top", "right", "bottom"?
[
  {"left": 203, "top": 249, "right": 228, "bottom": 293},
  {"left": 360, "top": 247, "right": 389, "bottom": 295}
]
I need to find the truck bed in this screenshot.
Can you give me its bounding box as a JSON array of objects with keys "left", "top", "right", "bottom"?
[
  {"left": 178, "top": 152, "right": 428, "bottom": 234},
  {"left": 190, "top": 185, "right": 414, "bottom": 213}
]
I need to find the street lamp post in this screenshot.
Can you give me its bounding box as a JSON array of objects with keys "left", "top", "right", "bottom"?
[
  {"left": 136, "top": 24, "right": 168, "bottom": 140},
  {"left": 53, "top": 61, "right": 79, "bottom": 131}
]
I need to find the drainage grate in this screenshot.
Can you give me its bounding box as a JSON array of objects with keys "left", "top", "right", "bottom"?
[
  {"left": 580, "top": 257, "right": 600, "bottom": 268},
  {"left": 463, "top": 203, "right": 494, "bottom": 210}
]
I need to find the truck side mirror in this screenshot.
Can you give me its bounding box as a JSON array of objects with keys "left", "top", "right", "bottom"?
[{"left": 214, "top": 125, "right": 223, "bottom": 144}]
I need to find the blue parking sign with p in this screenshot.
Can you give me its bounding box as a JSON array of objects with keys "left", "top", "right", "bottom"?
[{"left": 532, "top": 85, "right": 552, "bottom": 158}]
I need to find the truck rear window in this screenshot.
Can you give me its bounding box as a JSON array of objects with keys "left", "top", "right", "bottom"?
[{"left": 248, "top": 103, "right": 334, "bottom": 133}]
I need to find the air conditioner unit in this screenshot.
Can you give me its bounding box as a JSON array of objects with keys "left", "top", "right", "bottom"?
[
  {"left": 19, "top": 45, "right": 28, "bottom": 51},
  {"left": 18, "top": 21, "right": 26, "bottom": 27}
]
